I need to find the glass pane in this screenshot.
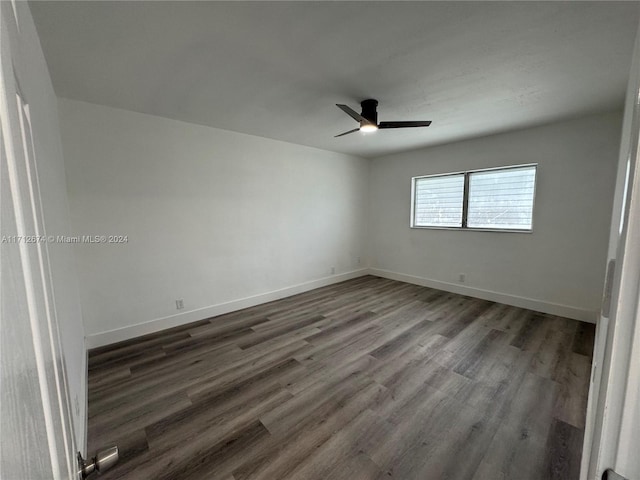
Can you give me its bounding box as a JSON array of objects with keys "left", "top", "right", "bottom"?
[
  {"left": 414, "top": 174, "right": 464, "bottom": 227},
  {"left": 467, "top": 166, "right": 536, "bottom": 230}
]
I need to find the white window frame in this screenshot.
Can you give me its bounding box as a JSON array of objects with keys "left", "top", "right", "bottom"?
[{"left": 410, "top": 163, "right": 538, "bottom": 233}]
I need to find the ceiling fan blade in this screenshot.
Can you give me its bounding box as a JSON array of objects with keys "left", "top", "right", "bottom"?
[
  {"left": 334, "top": 128, "right": 360, "bottom": 138},
  {"left": 378, "top": 121, "right": 432, "bottom": 129},
  {"left": 336, "top": 104, "right": 366, "bottom": 123}
]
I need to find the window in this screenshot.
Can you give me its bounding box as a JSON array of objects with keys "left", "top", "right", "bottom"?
[
  {"left": 411, "top": 164, "right": 537, "bottom": 231},
  {"left": 413, "top": 173, "right": 465, "bottom": 227}
]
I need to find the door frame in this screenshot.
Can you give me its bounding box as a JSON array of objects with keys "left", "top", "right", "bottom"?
[
  {"left": 582, "top": 23, "right": 640, "bottom": 480},
  {"left": 1, "top": 2, "right": 79, "bottom": 478}
]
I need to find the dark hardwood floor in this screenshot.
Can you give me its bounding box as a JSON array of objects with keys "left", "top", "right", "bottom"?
[{"left": 87, "top": 276, "right": 595, "bottom": 480}]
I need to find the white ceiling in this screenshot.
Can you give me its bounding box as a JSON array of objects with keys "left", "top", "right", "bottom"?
[{"left": 30, "top": 1, "right": 639, "bottom": 158}]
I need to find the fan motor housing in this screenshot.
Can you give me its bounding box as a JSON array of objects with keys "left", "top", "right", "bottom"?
[{"left": 361, "top": 99, "right": 378, "bottom": 125}]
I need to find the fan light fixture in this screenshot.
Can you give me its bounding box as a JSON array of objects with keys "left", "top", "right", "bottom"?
[{"left": 335, "top": 99, "right": 432, "bottom": 138}]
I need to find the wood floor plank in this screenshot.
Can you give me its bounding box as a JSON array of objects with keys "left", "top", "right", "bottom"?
[
  {"left": 87, "top": 276, "right": 594, "bottom": 480},
  {"left": 529, "top": 319, "right": 578, "bottom": 381},
  {"left": 234, "top": 382, "right": 389, "bottom": 480},
  {"left": 86, "top": 427, "right": 148, "bottom": 473},
  {"left": 88, "top": 390, "right": 192, "bottom": 452},
  {"left": 572, "top": 322, "right": 597, "bottom": 356},
  {"left": 139, "top": 420, "right": 272, "bottom": 480},
  {"left": 457, "top": 344, "right": 533, "bottom": 421},
  {"left": 543, "top": 418, "right": 584, "bottom": 480},
  {"left": 379, "top": 397, "right": 499, "bottom": 480},
  {"left": 553, "top": 352, "right": 592, "bottom": 428},
  {"left": 365, "top": 383, "right": 457, "bottom": 475},
  {"left": 472, "top": 372, "right": 559, "bottom": 480},
  {"left": 88, "top": 319, "right": 210, "bottom": 359},
  {"left": 453, "top": 328, "right": 508, "bottom": 379},
  {"left": 146, "top": 360, "right": 300, "bottom": 451},
  {"left": 279, "top": 408, "right": 384, "bottom": 480},
  {"left": 260, "top": 361, "right": 380, "bottom": 436}
]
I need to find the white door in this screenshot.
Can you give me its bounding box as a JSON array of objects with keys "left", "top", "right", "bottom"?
[
  {"left": 582, "top": 23, "right": 640, "bottom": 480},
  {"left": 0, "top": 3, "right": 78, "bottom": 479}
]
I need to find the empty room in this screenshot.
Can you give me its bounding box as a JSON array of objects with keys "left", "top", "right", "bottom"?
[{"left": 2, "top": 2, "right": 640, "bottom": 480}]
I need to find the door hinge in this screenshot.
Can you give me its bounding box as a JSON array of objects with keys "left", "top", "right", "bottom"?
[{"left": 602, "top": 259, "right": 616, "bottom": 318}]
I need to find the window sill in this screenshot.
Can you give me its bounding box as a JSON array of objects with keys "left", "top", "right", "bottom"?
[{"left": 410, "top": 226, "right": 533, "bottom": 234}]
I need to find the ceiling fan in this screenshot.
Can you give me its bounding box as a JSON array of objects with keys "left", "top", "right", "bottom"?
[{"left": 334, "top": 99, "right": 432, "bottom": 137}]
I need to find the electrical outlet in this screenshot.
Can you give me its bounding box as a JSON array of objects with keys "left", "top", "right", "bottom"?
[
  {"left": 74, "top": 394, "right": 80, "bottom": 417},
  {"left": 459, "top": 273, "right": 466, "bottom": 283},
  {"left": 331, "top": 266, "right": 336, "bottom": 275},
  {"left": 357, "top": 256, "right": 361, "bottom": 265},
  {"left": 176, "top": 299, "right": 184, "bottom": 310}
]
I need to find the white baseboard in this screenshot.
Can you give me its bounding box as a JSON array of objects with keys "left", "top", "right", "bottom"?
[
  {"left": 87, "top": 266, "right": 598, "bottom": 349},
  {"left": 86, "top": 269, "right": 370, "bottom": 349},
  {"left": 369, "top": 268, "right": 598, "bottom": 323}
]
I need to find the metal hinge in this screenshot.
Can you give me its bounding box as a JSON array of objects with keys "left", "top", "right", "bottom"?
[{"left": 601, "top": 259, "right": 616, "bottom": 318}]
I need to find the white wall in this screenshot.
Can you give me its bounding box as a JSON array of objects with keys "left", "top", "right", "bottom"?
[
  {"left": 369, "top": 112, "right": 622, "bottom": 322},
  {"left": 58, "top": 99, "right": 369, "bottom": 346},
  {"left": 5, "top": 2, "right": 87, "bottom": 453}
]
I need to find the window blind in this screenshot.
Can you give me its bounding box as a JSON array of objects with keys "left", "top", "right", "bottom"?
[
  {"left": 467, "top": 165, "right": 536, "bottom": 230},
  {"left": 413, "top": 174, "right": 464, "bottom": 227}
]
